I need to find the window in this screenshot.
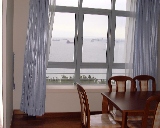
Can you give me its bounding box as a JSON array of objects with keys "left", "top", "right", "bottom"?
[
  {"left": 49, "top": 12, "right": 75, "bottom": 62},
  {"left": 47, "top": 0, "right": 134, "bottom": 85}
]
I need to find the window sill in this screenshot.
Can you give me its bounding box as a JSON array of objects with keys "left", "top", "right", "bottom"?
[{"left": 46, "top": 85, "right": 110, "bottom": 93}]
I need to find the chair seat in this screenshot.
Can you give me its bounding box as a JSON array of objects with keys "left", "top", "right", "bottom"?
[
  {"left": 127, "top": 120, "right": 142, "bottom": 128},
  {"left": 127, "top": 118, "right": 153, "bottom": 128},
  {"left": 128, "top": 115, "right": 153, "bottom": 121},
  {"left": 110, "top": 110, "right": 142, "bottom": 121},
  {"left": 110, "top": 110, "right": 149, "bottom": 121},
  {"left": 110, "top": 110, "right": 122, "bottom": 121},
  {"left": 127, "top": 116, "right": 142, "bottom": 121},
  {"left": 90, "top": 114, "right": 121, "bottom": 128}
]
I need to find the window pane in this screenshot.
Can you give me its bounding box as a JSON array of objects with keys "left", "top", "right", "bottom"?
[
  {"left": 80, "top": 69, "right": 107, "bottom": 85},
  {"left": 115, "top": 0, "right": 126, "bottom": 11},
  {"left": 114, "top": 17, "right": 126, "bottom": 63},
  {"left": 49, "top": 13, "right": 75, "bottom": 62},
  {"left": 83, "top": 14, "right": 108, "bottom": 63},
  {"left": 46, "top": 68, "right": 74, "bottom": 85},
  {"left": 83, "top": 0, "right": 111, "bottom": 9},
  {"left": 112, "top": 69, "right": 125, "bottom": 76},
  {"left": 56, "top": 0, "right": 78, "bottom": 7}
]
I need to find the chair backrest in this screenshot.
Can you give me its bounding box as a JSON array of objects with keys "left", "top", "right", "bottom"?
[
  {"left": 133, "top": 75, "right": 156, "bottom": 91},
  {"left": 76, "top": 83, "right": 90, "bottom": 128},
  {"left": 108, "top": 76, "right": 136, "bottom": 92},
  {"left": 141, "top": 95, "right": 160, "bottom": 128}
]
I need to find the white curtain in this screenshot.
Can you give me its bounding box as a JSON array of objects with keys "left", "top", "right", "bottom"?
[
  {"left": 125, "top": 0, "right": 137, "bottom": 77},
  {"left": 47, "top": 0, "right": 56, "bottom": 66},
  {"left": 133, "top": 0, "right": 160, "bottom": 82},
  {"left": 20, "top": 0, "right": 50, "bottom": 116}
]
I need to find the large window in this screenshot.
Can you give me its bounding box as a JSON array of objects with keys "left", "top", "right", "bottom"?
[{"left": 46, "top": 0, "right": 133, "bottom": 85}]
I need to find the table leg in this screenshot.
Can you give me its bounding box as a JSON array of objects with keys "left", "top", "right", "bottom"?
[
  {"left": 122, "top": 112, "right": 128, "bottom": 128},
  {"left": 102, "top": 95, "right": 109, "bottom": 113}
]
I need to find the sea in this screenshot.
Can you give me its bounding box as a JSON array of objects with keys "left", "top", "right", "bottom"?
[{"left": 46, "top": 37, "right": 125, "bottom": 83}]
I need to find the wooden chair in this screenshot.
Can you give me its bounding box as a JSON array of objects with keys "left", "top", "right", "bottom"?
[
  {"left": 108, "top": 76, "right": 136, "bottom": 121},
  {"left": 127, "top": 95, "right": 160, "bottom": 128},
  {"left": 108, "top": 76, "right": 136, "bottom": 92},
  {"left": 133, "top": 75, "right": 156, "bottom": 91},
  {"left": 76, "top": 83, "right": 121, "bottom": 128},
  {"left": 127, "top": 75, "right": 156, "bottom": 121}
]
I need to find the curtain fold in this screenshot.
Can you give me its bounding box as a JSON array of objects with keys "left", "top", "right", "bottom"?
[
  {"left": 20, "top": 0, "right": 49, "bottom": 116},
  {"left": 133, "top": 0, "right": 160, "bottom": 83}
]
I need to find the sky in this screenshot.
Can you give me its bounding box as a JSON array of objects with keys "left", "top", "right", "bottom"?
[
  {"left": 52, "top": 0, "right": 127, "bottom": 39},
  {"left": 56, "top": 0, "right": 126, "bottom": 10}
]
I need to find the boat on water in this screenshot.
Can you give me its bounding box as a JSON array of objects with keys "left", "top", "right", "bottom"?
[{"left": 66, "top": 40, "right": 74, "bottom": 43}]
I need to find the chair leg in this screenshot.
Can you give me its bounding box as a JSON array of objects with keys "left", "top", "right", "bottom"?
[{"left": 102, "top": 95, "right": 109, "bottom": 113}]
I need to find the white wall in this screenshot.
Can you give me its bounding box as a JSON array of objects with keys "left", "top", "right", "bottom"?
[
  {"left": 13, "top": 0, "right": 29, "bottom": 111},
  {"left": 0, "top": 0, "right": 3, "bottom": 126},
  {"left": 45, "top": 89, "right": 104, "bottom": 112},
  {"left": 3, "top": 0, "right": 14, "bottom": 127},
  {"left": 13, "top": 0, "right": 104, "bottom": 112}
]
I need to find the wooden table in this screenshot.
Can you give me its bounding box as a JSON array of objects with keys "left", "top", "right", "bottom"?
[{"left": 101, "top": 91, "right": 160, "bottom": 128}]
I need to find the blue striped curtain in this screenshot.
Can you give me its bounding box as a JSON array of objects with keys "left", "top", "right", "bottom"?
[
  {"left": 20, "top": 0, "right": 49, "bottom": 116},
  {"left": 133, "top": 0, "right": 160, "bottom": 84}
]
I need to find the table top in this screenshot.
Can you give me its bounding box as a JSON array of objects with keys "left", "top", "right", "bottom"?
[{"left": 101, "top": 91, "right": 160, "bottom": 112}]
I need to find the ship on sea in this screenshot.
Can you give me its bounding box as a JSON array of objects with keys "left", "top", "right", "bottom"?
[
  {"left": 66, "top": 40, "right": 74, "bottom": 44},
  {"left": 91, "top": 38, "right": 104, "bottom": 42},
  {"left": 52, "top": 39, "right": 60, "bottom": 41}
]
